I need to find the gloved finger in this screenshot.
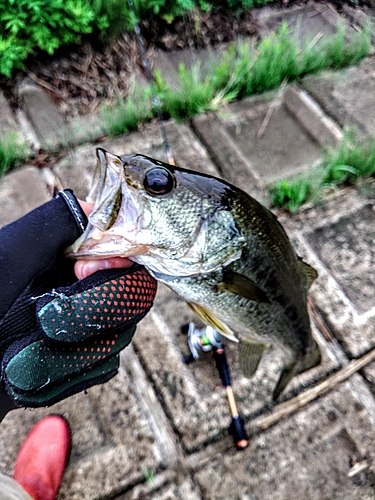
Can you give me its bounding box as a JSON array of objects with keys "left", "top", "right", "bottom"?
[
  {"left": 4, "top": 327, "right": 135, "bottom": 397},
  {"left": 6, "top": 355, "right": 120, "bottom": 408},
  {"left": 37, "top": 266, "right": 157, "bottom": 343}
]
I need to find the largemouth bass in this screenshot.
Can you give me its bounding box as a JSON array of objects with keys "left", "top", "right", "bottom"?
[{"left": 69, "top": 148, "right": 321, "bottom": 399}]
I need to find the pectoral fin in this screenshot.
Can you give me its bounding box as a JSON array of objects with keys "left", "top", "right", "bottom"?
[
  {"left": 187, "top": 302, "right": 238, "bottom": 342},
  {"left": 238, "top": 338, "right": 268, "bottom": 378},
  {"left": 218, "top": 269, "right": 270, "bottom": 304}
]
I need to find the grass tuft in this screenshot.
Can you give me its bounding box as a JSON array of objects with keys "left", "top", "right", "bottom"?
[
  {"left": 270, "top": 132, "right": 375, "bottom": 212},
  {"left": 101, "top": 86, "right": 152, "bottom": 137},
  {"left": 158, "top": 63, "right": 216, "bottom": 119},
  {"left": 0, "top": 132, "right": 29, "bottom": 176},
  {"left": 269, "top": 177, "right": 316, "bottom": 213}
]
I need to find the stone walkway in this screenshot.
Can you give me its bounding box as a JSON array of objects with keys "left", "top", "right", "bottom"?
[{"left": 1, "top": 2, "right": 375, "bottom": 499}]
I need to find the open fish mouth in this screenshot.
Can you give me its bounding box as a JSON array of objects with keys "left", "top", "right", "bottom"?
[{"left": 67, "top": 148, "right": 142, "bottom": 259}]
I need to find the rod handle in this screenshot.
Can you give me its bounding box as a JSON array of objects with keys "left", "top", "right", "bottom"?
[
  {"left": 213, "top": 347, "right": 231, "bottom": 387},
  {"left": 229, "top": 416, "right": 249, "bottom": 450}
]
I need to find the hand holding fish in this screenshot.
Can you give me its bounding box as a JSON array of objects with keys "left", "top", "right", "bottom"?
[
  {"left": 70, "top": 149, "right": 321, "bottom": 400},
  {"left": 0, "top": 190, "right": 156, "bottom": 419}
]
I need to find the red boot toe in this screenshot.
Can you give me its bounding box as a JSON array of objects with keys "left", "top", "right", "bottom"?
[{"left": 13, "top": 415, "right": 71, "bottom": 500}]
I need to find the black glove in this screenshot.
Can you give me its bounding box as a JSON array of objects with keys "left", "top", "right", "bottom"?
[{"left": 0, "top": 190, "right": 156, "bottom": 415}]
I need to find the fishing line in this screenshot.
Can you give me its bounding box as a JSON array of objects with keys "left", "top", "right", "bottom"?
[{"left": 126, "top": 0, "right": 175, "bottom": 165}]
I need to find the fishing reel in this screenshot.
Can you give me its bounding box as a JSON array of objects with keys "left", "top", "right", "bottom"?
[
  {"left": 183, "top": 324, "right": 222, "bottom": 364},
  {"left": 181, "top": 322, "right": 249, "bottom": 450}
]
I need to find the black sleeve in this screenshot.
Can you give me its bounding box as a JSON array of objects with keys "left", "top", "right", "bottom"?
[{"left": 0, "top": 190, "right": 87, "bottom": 318}]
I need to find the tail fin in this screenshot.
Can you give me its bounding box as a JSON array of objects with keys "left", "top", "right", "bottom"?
[{"left": 272, "top": 340, "right": 321, "bottom": 400}]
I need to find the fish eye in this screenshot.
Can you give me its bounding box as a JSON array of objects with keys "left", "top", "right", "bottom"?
[{"left": 144, "top": 167, "right": 174, "bottom": 196}]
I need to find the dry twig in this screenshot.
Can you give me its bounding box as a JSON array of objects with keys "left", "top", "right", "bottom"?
[
  {"left": 250, "top": 347, "right": 375, "bottom": 433},
  {"left": 24, "top": 68, "right": 65, "bottom": 99}
]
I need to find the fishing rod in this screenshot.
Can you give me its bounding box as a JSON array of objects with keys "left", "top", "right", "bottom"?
[
  {"left": 127, "top": 2, "right": 248, "bottom": 451},
  {"left": 126, "top": 0, "right": 175, "bottom": 165},
  {"left": 182, "top": 323, "right": 249, "bottom": 450}
]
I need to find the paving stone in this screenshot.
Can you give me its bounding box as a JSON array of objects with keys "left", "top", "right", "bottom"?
[
  {"left": 0, "top": 91, "right": 30, "bottom": 158},
  {"left": 18, "top": 78, "right": 69, "bottom": 151},
  {"left": 140, "top": 480, "right": 202, "bottom": 500},
  {"left": 283, "top": 86, "right": 343, "bottom": 148},
  {"left": 157, "top": 482, "right": 201, "bottom": 500},
  {"left": 166, "top": 46, "right": 227, "bottom": 75},
  {"left": 192, "top": 88, "right": 323, "bottom": 189},
  {"left": 53, "top": 120, "right": 220, "bottom": 200},
  {"left": 152, "top": 50, "right": 182, "bottom": 91},
  {"left": 67, "top": 111, "right": 106, "bottom": 145},
  {"left": 309, "top": 206, "right": 375, "bottom": 313},
  {"left": 279, "top": 182, "right": 375, "bottom": 360},
  {"left": 0, "top": 91, "right": 19, "bottom": 136},
  {"left": 256, "top": 2, "right": 355, "bottom": 44},
  {"left": 0, "top": 360, "right": 166, "bottom": 500},
  {"left": 193, "top": 378, "right": 375, "bottom": 500},
  {"left": 342, "top": 5, "right": 375, "bottom": 44},
  {"left": 64, "top": 75, "right": 151, "bottom": 147},
  {"left": 14, "top": 108, "right": 42, "bottom": 151},
  {"left": 0, "top": 167, "right": 50, "bottom": 227},
  {"left": 301, "top": 56, "right": 375, "bottom": 139}
]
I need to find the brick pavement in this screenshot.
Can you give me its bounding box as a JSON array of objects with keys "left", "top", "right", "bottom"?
[{"left": 1, "top": 3, "right": 375, "bottom": 499}]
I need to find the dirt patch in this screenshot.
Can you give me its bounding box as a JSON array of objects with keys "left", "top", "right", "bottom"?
[{"left": 141, "top": 8, "right": 259, "bottom": 50}]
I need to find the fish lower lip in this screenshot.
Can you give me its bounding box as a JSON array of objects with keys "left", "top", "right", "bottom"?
[{"left": 69, "top": 236, "right": 149, "bottom": 260}]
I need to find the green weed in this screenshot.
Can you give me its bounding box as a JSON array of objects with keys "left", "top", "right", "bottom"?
[
  {"left": 322, "top": 133, "right": 375, "bottom": 182},
  {"left": 0, "top": 133, "right": 29, "bottom": 176},
  {"left": 160, "top": 63, "right": 216, "bottom": 119},
  {"left": 269, "top": 172, "right": 324, "bottom": 212},
  {"left": 142, "top": 468, "right": 155, "bottom": 488},
  {"left": 270, "top": 133, "right": 375, "bottom": 212},
  {"left": 101, "top": 86, "right": 152, "bottom": 137},
  {"left": 0, "top": 0, "right": 107, "bottom": 77}
]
